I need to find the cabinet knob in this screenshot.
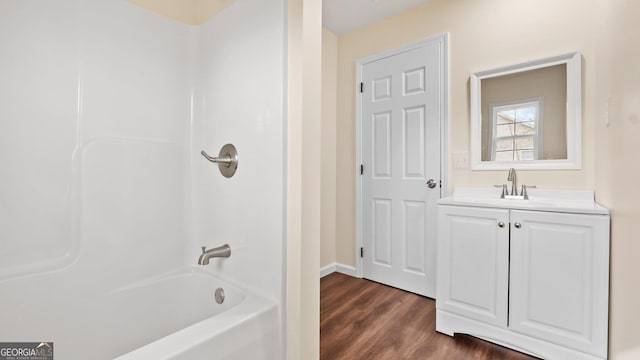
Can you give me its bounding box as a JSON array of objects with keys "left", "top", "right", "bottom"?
[
  {"left": 514, "top": 223, "right": 522, "bottom": 229},
  {"left": 498, "top": 222, "right": 505, "bottom": 228}
]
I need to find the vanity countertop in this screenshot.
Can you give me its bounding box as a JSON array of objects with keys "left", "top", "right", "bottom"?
[{"left": 438, "top": 187, "right": 610, "bottom": 215}]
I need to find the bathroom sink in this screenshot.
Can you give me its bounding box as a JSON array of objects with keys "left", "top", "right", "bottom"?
[
  {"left": 438, "top": 187, "right": 609, "bottom": 215},
  {"left": 464, "top": 198, "right": 557, "bottom": 208}
]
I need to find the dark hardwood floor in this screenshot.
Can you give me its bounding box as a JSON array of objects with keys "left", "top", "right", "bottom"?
[{"left": 320, "top": 272, "right": 538, "bottom": 360}]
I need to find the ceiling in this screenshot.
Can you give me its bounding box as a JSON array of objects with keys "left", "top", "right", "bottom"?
[{"left": 323, "top": 0, "right": 432, "bottom": 35}]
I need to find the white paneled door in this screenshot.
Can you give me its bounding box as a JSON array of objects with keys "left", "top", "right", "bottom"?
[{"left": 360, "top": 37, "right": 445, "bottom": 298}]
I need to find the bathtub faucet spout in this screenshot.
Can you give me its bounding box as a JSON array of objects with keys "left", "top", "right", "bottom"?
[{"left": 198, "top": 244, "right": 231, "bottom": 265}]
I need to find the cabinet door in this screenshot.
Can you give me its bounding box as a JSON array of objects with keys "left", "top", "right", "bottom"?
[
  {"left": 509, "top": 210, "right": 609, "bottom": 358},
  {"left": 436, "top": 205, "right": 510, "bottom": 327}
]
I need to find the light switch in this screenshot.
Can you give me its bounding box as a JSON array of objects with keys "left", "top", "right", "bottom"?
[{"left": 453, "top": 151, "right": 469, "bottom": 169}]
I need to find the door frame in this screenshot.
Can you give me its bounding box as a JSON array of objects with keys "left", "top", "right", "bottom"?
[{"left": 354, "top": 33, "right": 449, "bottom": 278}]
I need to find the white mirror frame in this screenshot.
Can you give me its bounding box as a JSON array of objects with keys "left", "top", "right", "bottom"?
[{"left": 470, "top": 52, "right": 582, "bottom": 170}]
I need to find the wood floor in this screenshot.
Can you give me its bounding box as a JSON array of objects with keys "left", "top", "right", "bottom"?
[{"left": 320, "top": 273, "right": 538, "bottom": 360}]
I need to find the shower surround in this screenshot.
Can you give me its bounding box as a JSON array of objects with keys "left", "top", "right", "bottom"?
[{"left": 0, "top": 0, "right": 286, "bottom": 358}]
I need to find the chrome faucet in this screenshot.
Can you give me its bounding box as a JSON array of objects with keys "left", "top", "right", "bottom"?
[
  {"left": 198, "top": 244, "right": 231, "bottom": 265},
  {"left": 507, "top": 168, "right": 517, "bottom": 196}
]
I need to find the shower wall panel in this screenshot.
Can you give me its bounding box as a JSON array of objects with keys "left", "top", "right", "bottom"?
[
  {"left": 0, "top": 2, "right": 286, "bottom": 345},
  {"left": 190, "top": 0, "right": 285, "bottom": 303},
  {"left": 0, "top": 0, "right": 191, "bottom": 285},
  {"left": 0, "top": 0, "right": 80, "bottom": 279}
]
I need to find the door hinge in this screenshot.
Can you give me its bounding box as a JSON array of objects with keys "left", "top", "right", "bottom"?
[
  {"left": 360, "top": 247, "right": 364, "bottom": 258},
  {"left": 360, "top": 164, "right": 364, "bottom": 175},
  {"left": 360, "top": 82, "right": 364, "bottom": 93}
]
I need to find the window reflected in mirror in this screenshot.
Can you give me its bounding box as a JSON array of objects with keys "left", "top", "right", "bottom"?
[
  {"left": 490, "top": 98, "right": 540, "bottom": 161},
  {"left": 480, "top": 64, "right": 567, "bottom": 162}
]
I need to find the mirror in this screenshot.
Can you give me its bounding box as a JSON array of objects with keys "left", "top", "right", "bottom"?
[{"left": 470, "top": 52, "right": 581, "bottom": 170}]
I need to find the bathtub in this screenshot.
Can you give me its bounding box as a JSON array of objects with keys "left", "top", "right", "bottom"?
[{"left": 0, "top": 267, "right": 280, "bottom": 360}]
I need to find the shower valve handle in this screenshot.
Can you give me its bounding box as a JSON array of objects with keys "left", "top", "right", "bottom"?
[
  {"left": 201, "top": 144, "right": 238, "bottom": 178},
  {"left": 201, "top": 150, "right": 233, "bottom": 164}
]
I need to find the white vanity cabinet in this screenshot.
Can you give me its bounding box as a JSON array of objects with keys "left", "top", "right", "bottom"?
[
  {"left": 508, "top": 210, "right": 610, "bottom": 357},
  {"left": 437, "top": 206, "right": 510, "bottom": 328},
  {"left": 436, "top": 190, "right": 610, "bottom": 360}
]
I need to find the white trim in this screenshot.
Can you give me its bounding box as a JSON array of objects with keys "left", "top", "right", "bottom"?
[
  {"left": 354, "top": 33, "right": 449, "bottom": 279},
  {"left": 320, "top": 263, "right": 336, "bottom": 278},
  {"left": 336, "top": 263, "right": 357, "bottom": 277},
  {"left": 441, "top": 35, "right": 450, "bottom": 197},
  {"left": 355, "top": 68, "right": 363, "bottom": 278},
  {"left": 470, "top": 52, "right": 582, "bottom": 170},
  {"left": 320, "top": 263, "right": 358, "bottom": 278}
]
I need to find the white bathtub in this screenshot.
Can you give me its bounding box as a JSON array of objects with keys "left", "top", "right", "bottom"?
[
  {"left": 113, "top": 268, "right": 280, "bottom": 360},
  {"left": 0, "top": 267, "right": 280, "bottom": 360}
]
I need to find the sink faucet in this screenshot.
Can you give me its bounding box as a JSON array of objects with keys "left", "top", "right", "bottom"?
[
  {"left": 198, "top": 244, "right": 231, "bottom": 265},
  {"left": 507, "top": 168, "right": 517, "bottom": 196}
]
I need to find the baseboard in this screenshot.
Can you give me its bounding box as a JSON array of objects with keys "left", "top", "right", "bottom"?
[
  {"left": 320, "top": 262, "right": 357, "bottom": 278},
  {"left": 320, "top": 263, "right": 336, "bottom": 278},
  {"left": 335, "top": 263, "right": 357, "bottom": 277}
]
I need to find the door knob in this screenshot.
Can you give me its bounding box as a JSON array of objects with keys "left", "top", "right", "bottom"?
[
  {"left": 498, "top": 222, "right": 505, "bottom": 228},
  {"left": 514, "top": 222, "right": 522, "bottom": 229},
  {"left": 426, "top": 179, "right": 437, "bottom": 189}
]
